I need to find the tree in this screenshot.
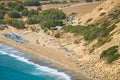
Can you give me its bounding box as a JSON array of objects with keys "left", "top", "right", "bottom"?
[
  {"left": 15, "top": 4, "right": 25, "bottom": 11},
  {"left": 85, "top": 0, "right": 93, "bottom": 2},
  {"left": 8, "top": 20, "right": 25, "bottom": 29},
  {"left": 39, "top": 8, "right": 66, "bottom": 20},
  {"left": 37, "top": 6, "right": 41, "bottom": 11},
  {"left": 24, "top": 0, "right": 41, "bottom": 6},
  {"left": 27, "top": 16, "right": 40, "bottom": 24},
  {"left": 8, "top": 10, "right": 21, "bottom": 18},
  {"left": 38, "top": 9, "right": 66, "bottom": 29},
  {"left": 22, "top": 9, "right": 29, "bottom": 16},
  {"left": 28, "top": 9, "right": 39, "bottom": 17},
  {"left": 95, "top": 0, "right": 100, "bottom": 1},
  {"left": 54, "top": 32, "right": 61, "bottom": 38},
  {"left": 7, "top": 2, "right": 17, "bottom": 8},
  {"left": 44, "top": 20, "right": 63, "bottom": 29},
  {"left": 0, "top": 3, "right": 4, "bottom": 9},
  {"left": 0, "top": 10, "right": 6, "bottom": 19}
]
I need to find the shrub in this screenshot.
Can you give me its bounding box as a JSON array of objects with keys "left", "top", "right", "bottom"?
[
  {"left": 100, "top": 46, "right": 120, "bottom": 64},
  {"left": 28, "top": 9, "right": 39, "bottom": 17},
  {"left": 74, "top": 39, "right": 81, "bottom": 44},
  {"left": 15, "top": 4, "right": 25, "bottom": 11},
  {"left": 54, "top": 32, "right": 61, "bottom": 38},
  {"left": 38, "top": 9, "right": 66, "bottom": 29},
  {"left": 39, "top": 9, "right": 66, "bottom": 20},
  {"left": 27, "top": 16, "right": 40, "bottom": 24},
  {"left": 8, "top": 10, "right": 21, "bottom": 18},
  {"left": 0, "top": 19, "right": 6, "bottom": 24},
  {"left": 0, "top": 3, "right": 4, "bottom": 9},
  {"left": 7, "top": 2, "right": 17, "bottom": 8},
  {"left": 62, "top": 25, "right": 74, "bottom": 32},
  {"left": 8, "top": 20, "right": 25, "bottom": 29},
  {"left": 63, "top": 22, "right": 116, "bottom": 42},
  {"left": 98, "top": 8, "right": 103, "bottom": 11},
  {"left": 100, "top": 12, "right": 106, "bottom": 16},
  {"left": 37, "top": 6, "right": 41, "bottom": 11},
  {"left": 24, "top": 0, "right": 40, "bottom": 6},
  {"left": 86, "top": 18, "right": 92, "bottom": 23},
  {"left": 0, "top": 27, "right": 5, "bottom": 30},
  {"left": 44, "top": 20, "right": 63, "bottom": 29},
  {"left": 85, "top": 0, "right": 93, "bottom": 2},
  {"left": 95, "top": 0, "right": 100, "bottom": 1},
  {"left": 22, "top": 9, "right": 29, "bottom": 16},
  {"left": 109, "top": 13, "right": 119, "bottom": 19},
  {"left": 0, "top": 14, "right": 4, "bottom": 19},
  {"left": 0, "top": 10, "right": 6, "bottom": 19},
  {"left": 107, "top": 54, "right": 120, "bottom": 63}
]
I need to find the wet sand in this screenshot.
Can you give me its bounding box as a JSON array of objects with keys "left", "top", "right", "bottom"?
[{"left": 0, "top": 34, "right": 91, "bottom": 80}]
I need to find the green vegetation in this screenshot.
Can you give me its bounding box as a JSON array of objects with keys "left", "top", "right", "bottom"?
[
  {"left": 100, "top": 46, "right": 120, "bottom": 64},
  {"left": 0, "top": 27, "right": 5, "bottom": 30},
  {"left": 0, "top": 19, "right": 6, "bottom": 24},
  {"left": 37, "top": 6, "right": 41, "bottom": 11},
  {"left": 38, "top": 9, "right": 66, "bottom": 29},
  {"left": 24, "top": 0, "right": 41, "bottom": 6},
  {"left": 95, "top": 0, "right": 100, "bottom": 1},
  {"left": 49, "top": 1, "right": 67, "bottom": 4},
  {"left": 15, "top": 4, "right": 25, "bottom": 11},
  {"left": 63, "top": 7, "right": 120, "bottom": 45},
  {"left": 0, "top": 10, "right": 6, "bottom": 19},
  {"left": 7, "top": 2, "right": 17, "bottom": 9},
  {"left": 0, "top": 3, "right": 4, "bottom": 10},
  {"left": 109, "top": 9, "right": 120, "bottom": 19},
  {"left": 22, "top": 9, "right": 29, "bottom": 16},
  {"left": 25, "top": 8, "right": 65, "bottom": 28},
  {"left": 69, "top": 12, "right": 77, "bottom": 17},
  {"left": 85, "top": 0, "right": 93, "bottom": 2},
  {"left": 0, "top": 3, "right": 6, "bottom": 19},
  {"left": 70, "top": 0, "right": 80, "bottom": 2},
  {"left": 74, "top": 39, "right": 81, "bottom": 44},
  {"left": 8, "top": 10, "right": 21, "bottom": 18},
  {"left": 98, "top": 8, "right": 103, "bottom": 11},
  {"left": 63, "top": 23, "right": 116, "bottom": 42},
  {"left": 39, "top": 9, "right": 66, "bottom": 20},
  {"left": 28, "top": 9, "right": 39, "bottom": 17},
  {"left": 86, "top": 18, "right": 93, "bottom": 23},
  {"left": 27, "top": 15, "right": 40, "bottom": 24},
  {"left": 54, "top": 32, "right": 61, "bottom": 38},
  {"left": 44, "top": 20, "right": 63, "bottom": 29},
  {"left": 8, "top": 20, "right": 25, "bottom": 29}
]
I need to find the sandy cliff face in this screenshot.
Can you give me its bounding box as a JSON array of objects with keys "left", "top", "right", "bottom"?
[{"left": 76, "top": 0, "right": 120, "bottom": 25}]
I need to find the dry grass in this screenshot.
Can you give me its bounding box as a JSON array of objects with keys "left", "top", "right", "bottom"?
[{"left": 42, "top": 2, "right": 102, "bottom": 17}]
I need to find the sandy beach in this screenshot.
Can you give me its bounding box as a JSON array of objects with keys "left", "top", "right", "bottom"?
[{"left": 0, "top": 28, "right": 90, "bottom": 80}]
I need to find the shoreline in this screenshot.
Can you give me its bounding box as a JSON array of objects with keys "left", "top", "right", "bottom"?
[{"left": 0, "top": 34, "right": 91, "bottom": 80}]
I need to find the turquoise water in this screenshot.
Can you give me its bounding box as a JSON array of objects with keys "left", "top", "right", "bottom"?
[{"left": 0, "top": 44, "right": 71, "bottom": 80}]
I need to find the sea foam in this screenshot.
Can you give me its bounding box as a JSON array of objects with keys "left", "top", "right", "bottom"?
[{"left": 0, "top": 47, "right": 71, "bottom": 80}]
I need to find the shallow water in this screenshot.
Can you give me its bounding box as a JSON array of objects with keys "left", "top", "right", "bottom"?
[{"left": 0, "top": 44, "right": 71, "bottom": 80}]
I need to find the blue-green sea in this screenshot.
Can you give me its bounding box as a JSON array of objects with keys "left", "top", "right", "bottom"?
[{"left": 0, "top": 44, "right": 71, "bottom": 80}]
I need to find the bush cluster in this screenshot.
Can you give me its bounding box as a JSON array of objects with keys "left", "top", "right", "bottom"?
[
  {"left": 100, "top": 46, "right": 120, "bottom": 64},
  {"left": 8, "top": 20, "right": 25, "bottom": 29},
  {"left": 24, "top": 0, "right": 40, "bottom": 6}
]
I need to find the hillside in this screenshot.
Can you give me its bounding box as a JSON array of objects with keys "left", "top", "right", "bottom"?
[
  {"left": 76, "top": 0, "right": 120, "bottom": 25},
  {"left": 59, "top": 0, "right": 120, "bottom": 80},
  {"left": 42, "top": 1, "right": 102, "bottom": 17}
]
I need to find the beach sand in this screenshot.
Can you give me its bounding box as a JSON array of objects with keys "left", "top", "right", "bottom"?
[{"left": 0, "top": 30, "right": 90, "bottom": 80}]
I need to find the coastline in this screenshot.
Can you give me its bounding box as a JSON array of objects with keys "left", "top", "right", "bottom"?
[{"left": 0, "top": 34, "right": 90, "bottom": 80}]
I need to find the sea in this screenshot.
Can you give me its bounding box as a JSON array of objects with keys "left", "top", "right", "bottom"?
[{"left": 0, "top": 43, "right": 72, "bottom": 80}]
